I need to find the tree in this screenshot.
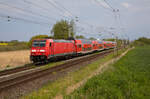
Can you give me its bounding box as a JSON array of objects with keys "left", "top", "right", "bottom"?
[
  {"left": 28, "top": 35, "right": 49, "bottom": 46},
  {"left": 51, "top": 20, "right": 75, "bottom": 39},
  {"left": 89, "top": 37, "right": 96, "bottom": 40},
  {"left": 76, "top": 35, "right": 85, "bottom": 39},
  {"left": 103, "top": 38, "right": 115, "bottom": 41},
  {"left": 134, "top": 37, "right": 150, "bottom": 46}
]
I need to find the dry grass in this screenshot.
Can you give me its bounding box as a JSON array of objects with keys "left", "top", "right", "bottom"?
[{"left": 0, "top": 50, "right": 30, "bottom": 70}]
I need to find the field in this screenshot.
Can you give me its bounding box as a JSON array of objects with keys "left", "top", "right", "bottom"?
[
  {"left": 65, "top": 46, "right": 150, "bottom": 99},
  {"left": 0, "top": 50, "right": 30, "bottom": 70}
]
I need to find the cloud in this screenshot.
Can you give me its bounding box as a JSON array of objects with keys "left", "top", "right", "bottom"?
[{"left": 121, "top": 2, "right": 131, "bottom": 8}]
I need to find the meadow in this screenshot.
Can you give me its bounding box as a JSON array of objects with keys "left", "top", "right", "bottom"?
[{"left": 65, "top": 46, "right": 150, "bottom": 99}]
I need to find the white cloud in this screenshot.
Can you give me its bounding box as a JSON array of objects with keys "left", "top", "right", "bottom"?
[{"left": 121, "top": 2, "right": 131, "bottom": 8}]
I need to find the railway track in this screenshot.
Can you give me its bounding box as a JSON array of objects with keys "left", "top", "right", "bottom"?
[
  {"left": 0, "top": 49, "right": 116, "bottom": 95},
  {"left": 0, "top": 58, "right": 65, "bottom": 77},
  {"left": 0, "top": 64, "right": 33, "bottom": 77},
  {"left": 0, "top": 49, "right": 111, "bottom": 77}
]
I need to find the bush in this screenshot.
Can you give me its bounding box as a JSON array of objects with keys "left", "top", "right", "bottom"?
[
  {"left": 133, "top": 37, "right": 150, "bottom": 46},
  {"left": 0, "top": 42, "right": 29, "bottom": 52}
]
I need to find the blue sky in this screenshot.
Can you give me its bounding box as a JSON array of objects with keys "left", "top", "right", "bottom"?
[{"left": 0, "top": 0, "right": 150, "bottom": 41}]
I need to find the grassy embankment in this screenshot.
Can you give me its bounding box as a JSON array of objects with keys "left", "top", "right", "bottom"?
[
  {"left": 22, "top": 48, "right": 127, "bottom": 99},
  {"left": 65, "top": 46, "right": 150, "bottom": 99}
]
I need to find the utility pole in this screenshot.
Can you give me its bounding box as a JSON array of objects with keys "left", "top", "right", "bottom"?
[{"left": 109, "top": 27, "right": 118, "bottom": 56}]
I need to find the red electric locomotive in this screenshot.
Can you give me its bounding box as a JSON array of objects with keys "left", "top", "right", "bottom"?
[{"left": 30, "top": 39, "right": 75, "bottom": 63}]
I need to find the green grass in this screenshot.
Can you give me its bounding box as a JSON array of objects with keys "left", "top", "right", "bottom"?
[
  {"left": 65, "top": 46, "right": 150, "bottom": 99},
  {"left": 39, "top": 61, "right": 65, "bottom": 70},
  {"left": 22, "top": 49, "right": 126, "bottom": 99}
]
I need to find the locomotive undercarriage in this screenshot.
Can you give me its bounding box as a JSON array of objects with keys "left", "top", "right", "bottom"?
[{"left": 30, "top": 55, "right": 47, "bottom": 63}]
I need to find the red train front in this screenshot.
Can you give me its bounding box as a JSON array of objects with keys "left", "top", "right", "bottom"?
[{"left": 30, "top": 39, "right": 51, "bottom": 63}]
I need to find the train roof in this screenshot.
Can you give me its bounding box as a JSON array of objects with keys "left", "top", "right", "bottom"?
[
  {"left": 33, "top": 39, "right": 73, "bottom": 43},
  {"left": 53, "top": 39, "right": 73, "bottom": 43}
]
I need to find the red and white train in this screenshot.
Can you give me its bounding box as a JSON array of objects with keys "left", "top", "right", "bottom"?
[{"left": 30, "top": 39, "right": 116, "bottom": 63}]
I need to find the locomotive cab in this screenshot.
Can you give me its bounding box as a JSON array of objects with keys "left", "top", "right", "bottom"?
[{"left": 30, "top": 39, "right": 52, "bottom": 63}]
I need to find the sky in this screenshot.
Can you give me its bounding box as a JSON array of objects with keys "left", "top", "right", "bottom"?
[{"left": 0, "top": 0, "right": 150, "bottom": 41}]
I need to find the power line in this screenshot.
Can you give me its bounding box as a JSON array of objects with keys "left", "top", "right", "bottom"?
[
  {"left": 0, "top": 2, "right": 57, "bottom": 22},
  {"left": 49, "top": 0, "right": 75, "bottom": 17},
  {"left": 45, "top": 0, "right": 96, "bottom": 29},
  {"left": 93, "top": 0, "right": 112, "bottom": 11},
  {"left": 0, "top": 7, "right": 53, "bottom": 24},
  {"left": 103, "top": 0, "right": 115, "bottom": 11},
  {"left": 23, "top": 0, "right": 70, "bottom": 20},
  {"left": 0, "top": 14, "right": 52, "bottom": 26},
  {"left": 100, "top": 0, "right": 126, "bottom": 39},
  {"left": 48, "top": 0, "right": 99, "bottom": 31},
  {"left": 102, "top": 0, "right": 128, "bottom": 39},
  {"left": 44, "top": 0, "right": 73, "bottom": 19},
  {"left": 117, "top": 12, "right": 129, "bottom": 39}
]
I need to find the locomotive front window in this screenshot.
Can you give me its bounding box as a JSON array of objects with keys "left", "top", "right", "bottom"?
[{"left": 32, "top": 40, "right": 46, "bottom": 47}]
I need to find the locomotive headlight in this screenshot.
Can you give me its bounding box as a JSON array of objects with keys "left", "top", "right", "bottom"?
[
  {"left": 40, "top": 50, "right": 45, "bottom": 52},
  {"left": 32, "top": 50, "right": 36, "bottom": 52}
]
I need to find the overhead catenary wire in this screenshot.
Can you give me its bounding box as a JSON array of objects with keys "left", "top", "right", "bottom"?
[
  {"left": 45, "top": 0, "right": 96, "bottom": 29},
  {"left": 0, "top": 14, "right": 52, "bottom": 26},
  {"left": 0, "top": 0, "right": 95, "bottom": 34},
  {"left": 23, "top": 0, "right": 71, "bottom": 20},
  {"left": 118, "top": 12, "right": 129, "bottom": 40},
  {"left": 93, "top": 0, "right": 112, "bottom": 12},
  {"left": 55, "top": 0, "right": 100, "bottom": 33},
  {"left": 100, "top": 0, "right": 125, "bottom": 39},
  {"left": 44, "top": 0, "right": 73, "bottom": 19},
  {"left": 48, "top": 0, "right": 75, "bottom": 17},
  {"left": 0, "top": 2, "right": 57, "bottom": 22},
  {"left": 103, "top": 0, "right": 115, "bottom": 11},
  {"left": 0, "top": 0, "right": 125, "bottom": 40},
  {"left": 0, "top": 7, "right": 53, "bottom": 25},
  {"left": 104, "top": 0, "right": 129, "bottom": 40},
  {"left": 89, "top": 0, "right": 121, "bottom": 38}
]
